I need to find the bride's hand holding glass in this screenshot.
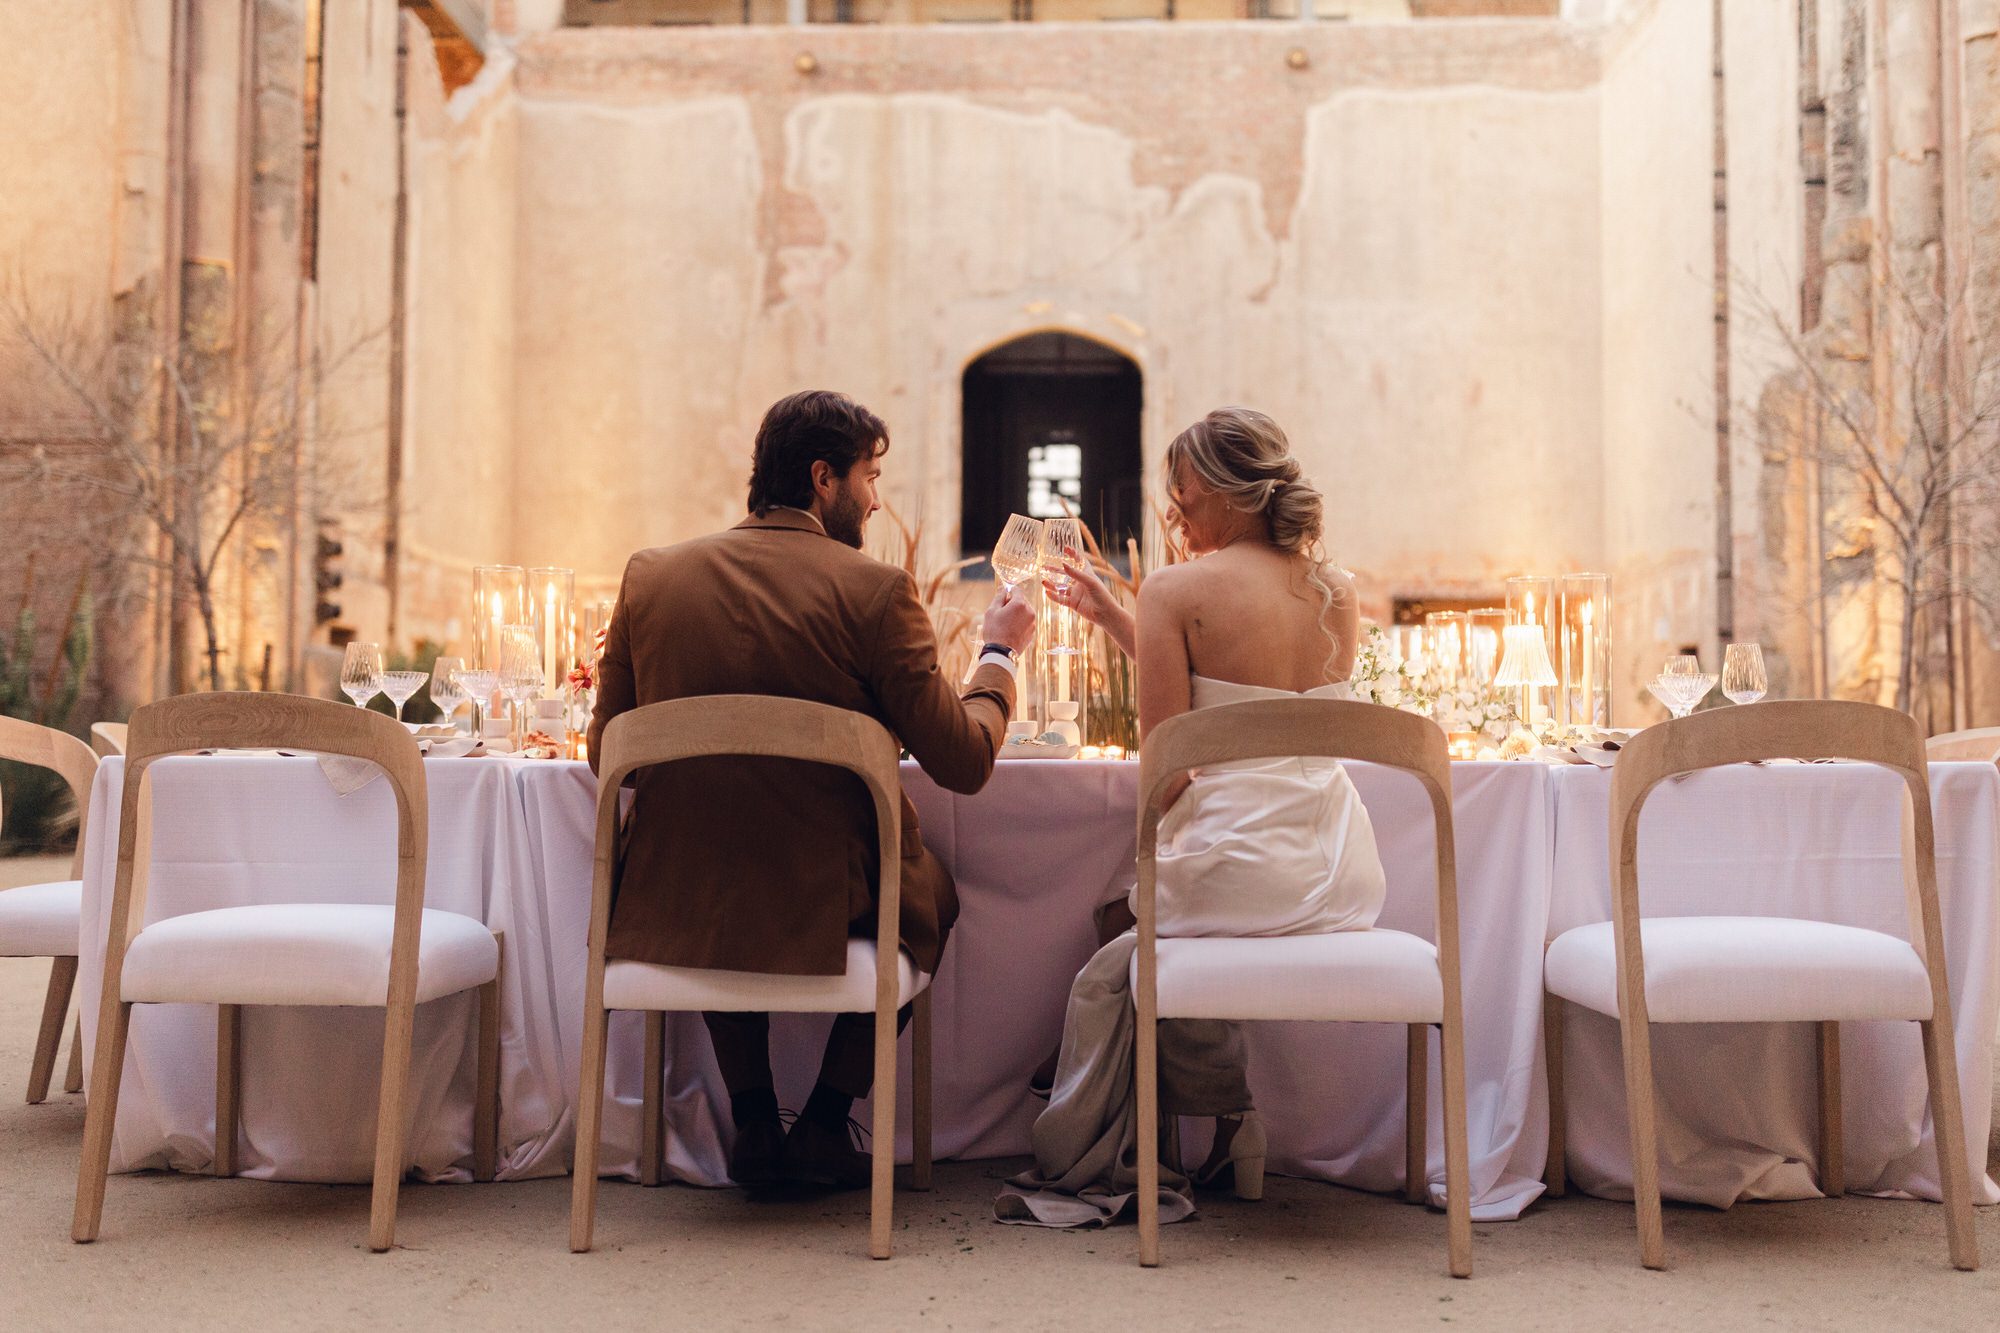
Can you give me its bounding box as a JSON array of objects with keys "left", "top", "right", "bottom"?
[{"left": 1041, "top": 546, "right": 1136, "bottom": 659}]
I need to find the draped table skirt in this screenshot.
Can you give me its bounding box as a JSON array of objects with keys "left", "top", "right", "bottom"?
[{"left": 75, "top": 753, "right": 1998, "bottom": 1219}]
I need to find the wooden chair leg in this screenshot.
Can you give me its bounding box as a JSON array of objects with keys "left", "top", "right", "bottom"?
[
  {"left": 474, "top": 975, "right": 501, "bottom": 1183},
  {"left": 1135, "top": 996, "right": 1161, "bottom": 1267},
  {"left": 568, "top": 999, "right": 610, "bottom": 1253},
  {"left": 367, "top": 994, "right": 419, "bottom": 1253},
  {"left": 1543, "top": 992, "right": 1567, "bottom": 1197},
  {"left": 214, "top": 1004, "right": 241, "bottom": 1178},
  {"left": 72, "top": 1000, "right": 134, "bottom": 1242},
  {"left": 1405, "top": 1023, "right": 1429, "bottom": 1205},
  {"left": 867, "top": 996, "right": 898, "bottom": 1260},
  {"left": 1439, "top": 1016, "right": 1473, "bottom": 1279},
  {"left": 639, "top": 1011, "right": 665, "bottom": 1187},
  {"left": 28, "top": 956, "right": 77, "bottom": 1104},
  {"left": 1816, "top": 1020, "right": 1843, "bottom": 1198},
  {"left": 1616, "top": 1010, "right": 1667, "bottom": 1270},
  {"left": 64, "top": 1015, "right": 84, "bottom": 1095},
  {"left": 912, "top": 987, "right": 933, "bottom": 1192},
  {"left": 1918, "top": 1017, "right": 1980, "bottom": 1271}
]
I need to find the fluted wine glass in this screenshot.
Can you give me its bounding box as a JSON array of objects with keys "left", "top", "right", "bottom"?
[
  {"left": 340, "top": 642, "right": 384, "bottom": 710},
  {"left": 499, "top": 625, "right": 543, "bottom": 749},
  {"left": 457, "top": 663, "right": 499, "bottom": 741},
  {"left": 430, "top": 656, "right": 468, "bottom": 733},
  {"left": 990, "top": 514, "right": 1045, "bottom": 594},
  {"left": 1040, "top": 516, "right": 1084, "bottom": 594},
  {"left": 1722, "top": 643, "right": 1768, "bottom": 705}
]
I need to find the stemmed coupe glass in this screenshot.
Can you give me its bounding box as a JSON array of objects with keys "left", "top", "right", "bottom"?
[
  {"left": 1040, "top": 516, "right": 1084, "bottom": 594},
  {"left": 379, "top": 670, "right": 430, "bottom": 724},
  {"left": 429, "top": 657, "right": 468, "bottom": 733},
  {"left": 1647, "top": 654, "right": 1717, "bottom": 720},
  {"left": 1722, "top": 643, "right": 1768, "bottom": 705},
  {"left": 990, "top": 514, "right": 1045, "bottom": 594},
  {"left": 340, "top": 642, "right": 385, "bottom": 710}
]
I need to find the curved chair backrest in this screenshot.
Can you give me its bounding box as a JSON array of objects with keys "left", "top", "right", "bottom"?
[
  {"left": 104, "top": 692, "right": 429, "bottom": 1008},
  {"left": 1927, "top": 727, "right": 2000, "bottom": 764},
  {"left": 89, "top": 722, "right": 127, "bottom": 758},
  {"left": 1135, "top": 697, "right": 1462, "bottom": 985},
  {"left": 1608, "top": 700, "right": 1944, "bottom": 1026},
  {"left": 0, "top": 714, "right": 100, "bottom": 879},
  {"left": 590, "top": 695, "right": 905, "bottom": 994}
]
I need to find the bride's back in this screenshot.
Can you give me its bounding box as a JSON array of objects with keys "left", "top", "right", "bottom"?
[{"left": 1165, "top": 544, "right": 1360, "bottom": 694}]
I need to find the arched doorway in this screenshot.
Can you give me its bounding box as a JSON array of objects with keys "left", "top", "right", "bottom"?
[{"left": 960, "top": 332, "right": 1143, "bottom": 565}]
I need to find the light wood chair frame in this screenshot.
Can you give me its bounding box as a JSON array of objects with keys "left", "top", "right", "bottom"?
[
  {"left": 1925, "top": 726, "right": 2000, "bottom": 764},
  {"left": 0, "top": 715, "right": 98, "bottom": 1102},
  {"left": 568, "top": 695, "right": 932, "bottom": 1260},
  {"left": 1540, "top": 700, "right": 1978, "bottom": 1271},
  {"left": 70, "top": 692, "right": 502, "bottom": 1254},
  {"left": 1132, "top": 698, "right": 1473, "bottom": 1276},
  {"left": 88, "top": 722, "right": 128, "bottom": 759}
]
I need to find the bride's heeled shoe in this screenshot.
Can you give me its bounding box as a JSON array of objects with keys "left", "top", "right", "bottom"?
[{"left": 1189, "top": 1110, "right": 1266, "bottom": 1201}]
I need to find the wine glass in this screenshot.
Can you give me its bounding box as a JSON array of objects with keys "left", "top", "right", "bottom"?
[
  {"left": 1041, "top": 516, "right": 1085, "bottom": 594},
  {"left": 990, "top": 514, "right": 1045, "bottom": 593},
  {"left": 340, "top": 642, "right": 385, "bottom": 710},
  {"left": 1722, "top": 643, "right": 1768, "bottom": 705},
  {"left": 499, "top": 625, "right": 544, "bottom": 748},
  {"left": 457, "top": 664, "right": 499, "bottom": 740},
  {"left": 429, "top": 656, "right": 468, "bottom": 733},
  {"left": 379, "top": 670, "right": 429, "bottom": 724}
]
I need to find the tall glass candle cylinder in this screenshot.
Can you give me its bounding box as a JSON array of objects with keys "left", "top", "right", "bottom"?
[
  {"left": 1467, "top": 608, "right": 1508, "bottom": 689},
  {"left": 472, "top": 565, "right": 527, "bottom": 672},
  {"left": 1505, "top": 575, "right": 1562, "bottom": 729},
  {"left": 528, "top": 567, "right": 575, "bottom": 696},
  {"left": 1424, "top": 611, "right": 1472, "bottom": 691},
  {"left": 1561, "top": 573, "right": 1612, "bottom": 730}
]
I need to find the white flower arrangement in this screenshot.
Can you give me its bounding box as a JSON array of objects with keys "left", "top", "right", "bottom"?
[
  {"left": 1349, "top": 624, "right": 1519, "bottom": 746},
  {"left": 1347, "top": 625, "right": 1438, "bottom": 717}
]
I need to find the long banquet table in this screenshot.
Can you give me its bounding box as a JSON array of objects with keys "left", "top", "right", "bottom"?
[{"left": 75, "top": 751, "right": 1999, "bottom": 1220}]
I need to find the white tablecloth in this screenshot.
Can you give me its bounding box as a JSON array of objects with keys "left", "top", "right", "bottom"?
[
  {"left": 1545, "top": 761, "right": 2000, "bottom": 1208},
  {"left": 75, "top": 750, "right": 1998, "bottom": 1219}
]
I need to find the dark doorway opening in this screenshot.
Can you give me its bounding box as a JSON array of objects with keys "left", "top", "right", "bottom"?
[{"left": 960, "top": 332, "right": 1143, "bottom": 567}]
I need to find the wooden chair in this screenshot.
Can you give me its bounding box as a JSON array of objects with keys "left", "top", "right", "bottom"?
[
  {"left": 71, "top": 692, "right": 503, "bottom": 1253},
  {"left": 1925, "top": 726, "right": 2000, "bottom": 764},
  {"left": 0, "top": 716, "right": 97, "bottom": 1102},
  {"left": 569, "top": 696, "right": 933, "bottom": 1260},
  {"left": 1132, "top": 698, "right": 1473, "bottom": 1277},
  {"left": 1542, "top": 700, "right": 1978, "bottom": 1271},
  {"left": 88, "top": 722, "right": 127, "bottom": 758}
]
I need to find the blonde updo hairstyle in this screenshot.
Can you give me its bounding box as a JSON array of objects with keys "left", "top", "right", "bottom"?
[{"left": 1164, "top": 406, "right": 1349, "bottom": 674}]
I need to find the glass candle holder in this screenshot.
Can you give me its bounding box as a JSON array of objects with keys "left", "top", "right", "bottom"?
[
  {"left": 1504, "top": 575, "right": 1562, "bottom": 730},
  {"left": 1467, "top": 608, "right": 1508, "bottom": 690},
  {"left": 1042, "top": 601, "right": 1086, "bottom": 749},
  {"left": 528, "top": 566, "right": 575, "bottom": 697},
  {"left": 472, "top": 565, "right": 528, "bottom": 674},
  {"left": 1561, "top": 573, "right": 1612, "bottom": 731},
  {"left": 1424, "top": 611, "right": 1472, "bottom": 693}
]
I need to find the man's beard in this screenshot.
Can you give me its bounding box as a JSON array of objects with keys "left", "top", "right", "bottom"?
[{"left": 824, "top": 486, "right": 867, "bottom": 549}]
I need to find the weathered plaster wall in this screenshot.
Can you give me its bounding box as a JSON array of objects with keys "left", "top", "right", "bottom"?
[
  {"left": 506, "top": 23, "right": 1606, "bottom": 634},
  {"left": 398, "top": 38, "right": 522, "bottom": 643},
  {"left": 1599, "top": 0, "right": 1716, "bottom": 716}
]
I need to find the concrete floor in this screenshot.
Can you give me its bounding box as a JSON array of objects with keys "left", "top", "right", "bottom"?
[{"left": 3, "top": 853, "right": 1999, "bottom": 1331}]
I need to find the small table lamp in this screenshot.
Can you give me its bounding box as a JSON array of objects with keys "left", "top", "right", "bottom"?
[{"left": 1496, "top": 623, "right": 1558, "bottom": 733}]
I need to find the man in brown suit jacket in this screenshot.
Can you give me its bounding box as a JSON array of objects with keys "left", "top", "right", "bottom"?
[{"left": 588, "top": 389, "right": 1034, "bottom": 1189}]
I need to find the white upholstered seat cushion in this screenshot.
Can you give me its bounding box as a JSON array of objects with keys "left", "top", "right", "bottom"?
[
  {"left": 121, "top": 904, "right": 498, "bottom": 1007},
  {"left": 1544, "top": 916, "right": 1934, "bottom": 1023},
  {"left": 0, "top": 880, "right": 82, "bottom": 957},
  {"left": 1139, "top": 930, "right": 1444, "bottom": 1024},
  {"left": 603, "top": 938, "right": 930, "bottom": 1014}
]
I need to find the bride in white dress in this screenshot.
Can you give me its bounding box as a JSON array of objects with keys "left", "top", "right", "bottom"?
[{"left": 996, "top": 407, "right": 1385, "bottom": 1229}]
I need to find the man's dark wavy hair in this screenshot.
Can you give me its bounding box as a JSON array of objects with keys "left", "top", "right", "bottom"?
[{"left": 746, "top": 390, "right": 889, "bottom": 516}]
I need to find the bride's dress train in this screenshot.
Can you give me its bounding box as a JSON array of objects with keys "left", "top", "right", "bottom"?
[{"left": 995, "top": 676, "right": 1387, "bottom": 1228}]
